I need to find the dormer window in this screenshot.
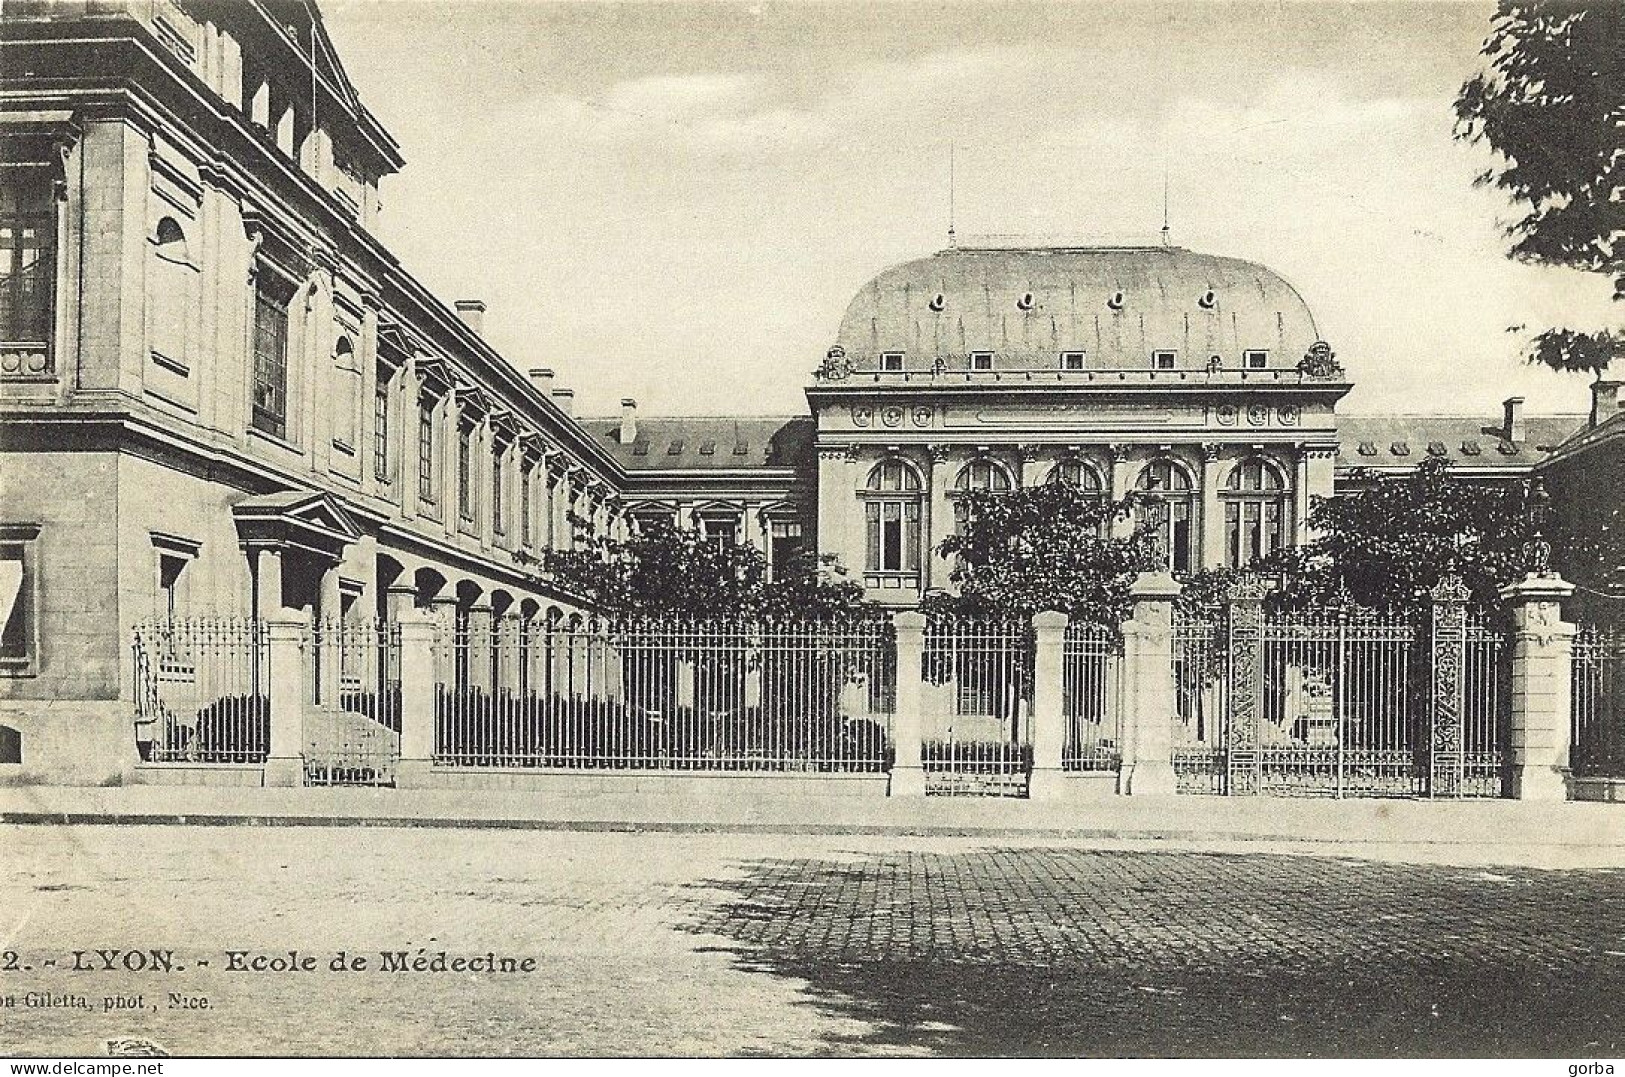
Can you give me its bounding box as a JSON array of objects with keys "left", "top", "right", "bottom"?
[
  {"left": 1152, "top": 351, "right": 1176, "bottom": 370},
  {"left": 1060, "top": 351, "right": 1086, "bottom": 371},
  {"left": 1243, "top": 350, "right": 1268, "bottom": 370},
  {"left": 880, "top": 352, "right": 904, "bottom": 372},
  {"left": 969, "top": 351, "right": 993, "bottom": 371}
]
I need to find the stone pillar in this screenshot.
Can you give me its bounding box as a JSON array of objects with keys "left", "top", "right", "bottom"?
[
  {"left": 1119, "top": 571, "right": 1182, "bottom": 795},
  {"left": 385, "top": 582, "right": 415, "bottom": 621},
  {"left": 1199, "top": 443, "right": 1224, "bottom": 570},
  {"left": 317, "top": 562, "right": 342, "bottom": 707},
  {"left": 1501, "top": 573, "right": 1577, "bottom": 801},
  {"left": 927, "top": 445, "right": 952, "bottom": 591},
  {"left": 1017, "top": 445, "right": 1042, "bottom": 489},
  {"left": 1108, "top": 444, "right": 1133, "bottom": 540},
  {"left": 890, "top": 611, "right": 927, "bottom": 796},
  {"left": 466, "top": 600, "right": 495, "bottom": 693},
  {"left": 1028, "top": 610, "right": 1070, "bottom": 800},
  {"left": 815, "top": 445, "right": 848, "bottom": 568},
  {"left": 430, "top": 595, "right": 458, "bottom": 687},
  {"left": 253, "top": 547, "right": 283, "bottom": 619},
  {"left": 496, "top": 613, "right": 522, "bottom": 693},
  {"left": 394, "top": 610, "right": 438, "bottom": 788},
  {"left": 263, "top": 609, "right": 309, "bottom": 787}
]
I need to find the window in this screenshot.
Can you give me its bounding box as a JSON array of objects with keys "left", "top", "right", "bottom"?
[
  {"left": 880, "top": 351, "right": 904, "bottom": 372},
  {"left": 457, "top": 425, "right": 474, "bottom": 523},
  {"left": 863, "top": 460, "right": 922, "bottom": 578},
  {"left": 250, "top": 277, "right": 291, "bottom": 438},
  {"left": 1152, "top": 350, "right": 1177, "bottom": 370},
  {"left": 0, "top": 525, "right": 40, "bottom": 675},
  {"left": 1060, "top": 351, "right": 1087, "bottom": 371},
  {"left": 1224, "top": 457, "right": 1290, "bottom": 568},
  {"left": 1135, "top": 458, "right": 1195, "bottom": 574},
  {"left": 331, "top": 335, "right": 359, "bottom": 450},
  {"left": 1045, "top": 458, "right": 1102, "bottom": 493},
  {"left": 1243, "top": 350, "right": 1268, "bottom": 370},
  {"left": 520, "top": 464, "right": 534, "bottom": 546},
  {"left": 951, "top": 458, "right": 1013, "bottom": 531},
  {"left": 147, "top": 218, "right": 194, "bottom": 377},
  {"left": 768, "top": 518, "right": 803, "bottom": 581},
  {"left": 699, "top": 513, "right": 739, "bottom": 548},
  {"left": 373, "top": 377, "right": 391, "bottom": 482},
  {"left": 0, "top": 173, "right": 55, "bottom": 375},
  {"left": 157, "top": 553, "right": 190, "bottom": 636},
  {"left": 492, "top": 450, "right": 505, "bottom": 534},
  {"left": 970, "top": 351, "right": 993, "bottom": 371},
  {"left": 417, "top": 399, "right": 437, "bottom": 503}
]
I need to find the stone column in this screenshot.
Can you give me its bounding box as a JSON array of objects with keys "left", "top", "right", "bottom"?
[
  {"left": 253, "top": 547, "right": 283, "bottom": 620},
  {"left": 263, "top": 609, "right": 309, "bottom": 787},
  {"left": 890, "top": 611, "right": 927, "bottom": 796},
  {"left": 1500, "top": 573, "right": 1577, "bottom": 801},
  {"left": 1294, "top": 445, "right": 1313, "bottom": 545},
  {"left": 927, "top": 445, "right": 952, "bottom": 591},
  {"left": 1108, "top": 444, "right": 1133, "bottom": 540},
  {"left": 1199, "top": 443, "right": 1225, "bottom": 570},
  {"left": 1119, "top": 571, "right": 1182, "bottom": 795},
  {"left": 1017, "top": 444, "right": 1043, "bottom": 489},
  {"left": 1028, "top": 610, "right": 1070, "bottom": 800},
  {"left": 394, "top": 610, "right": 438, "bottom": 788},
  {"left": 385, "top": 582, "right": 415, "bottom": 621}
]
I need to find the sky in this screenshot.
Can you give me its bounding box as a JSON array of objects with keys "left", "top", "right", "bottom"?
[{"left": 319, "top": 0, "right": 1617, "bottom": 420}]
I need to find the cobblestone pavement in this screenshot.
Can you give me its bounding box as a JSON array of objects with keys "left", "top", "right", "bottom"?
[{"left": 0, "top": 825, "right": 1622, "bottom": 1057}]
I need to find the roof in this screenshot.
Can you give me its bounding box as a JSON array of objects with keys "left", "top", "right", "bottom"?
[
  {"left": 1335, "top": 414, "right": 1585, "bottom": 472},
  {"left": 575, "top": 416, "right": 814, "bottom": 472},
  {"left": 1537, "top": 407, "right": 1625, "bottom": 468},
  {"left": 832, "top": 244, "right": 1320, "bottom": 374}
]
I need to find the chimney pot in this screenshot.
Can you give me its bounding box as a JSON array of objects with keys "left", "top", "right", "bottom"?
[
  {"left": 1591, "top": 380, "right": 1625, "bottom": 428},
  {"left": 453, "top": 299, "right": 486, "bottom": 335},
  {"left": 1503, "top": 396, "right": 1525, "bottom": 443},
  {"left": 619, "top": 398, "right": 638, "bottom": 445},
  {"left": 527, "top": 368, "right": 555, "bottom": 395},
  {"left": 551, "top": 387, "right": 575, "bottom": 417}
]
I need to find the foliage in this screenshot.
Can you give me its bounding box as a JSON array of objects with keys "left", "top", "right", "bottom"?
[
  {"left": 922, "top": 483, "right": 1155, "bottom": 623},
  {"left": 541, "top": 516, "right": 869, "bottom": 620},
  {"left": 1258, "top": 457, "right": 1549, "bottom": 611},
  {"left": 1455, "top": 2, "right": 1623, "bottom": 377}
]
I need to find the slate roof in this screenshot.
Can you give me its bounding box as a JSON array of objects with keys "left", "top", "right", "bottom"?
[
  {"left": 575, "top": 416, "right": 814, "bottom": 472},
  {"left": 1335, "top": 414, "right": 1586, "bottom": 472}
]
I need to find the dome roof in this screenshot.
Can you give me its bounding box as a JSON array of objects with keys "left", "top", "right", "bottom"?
[{"left": 831, "top": 243, "right": 1320, "bottom": 373}]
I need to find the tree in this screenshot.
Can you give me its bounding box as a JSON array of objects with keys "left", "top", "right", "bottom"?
[
  {"left": 923, "top": 483, "right": 1155, "bottom": 623},
  {"left": 1260, "top": 456, "right": 1549, "bottom": 610},
  {"left": 540, "top": 517, "right": 869, "bottom": 620},
  {"left": 1455, "top": 2, "right": 1624, "bottom": 378}
]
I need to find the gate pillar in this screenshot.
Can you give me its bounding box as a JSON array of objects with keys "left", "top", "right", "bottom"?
[
  {"left": 395, "top": 611, "right": 438, "bottom": 788},
  {"left": 1028, "top": 610, "right": 1069, "bottom": 800},
  {"left": 1225, "top": 575, "right": 1271, "bottom": 795},
  {"left": 1500, "top": 572, "right": 1576, "bottom": 801},
  {"left": 890, "top": 611, "right": 927, "bottom": 797},
  {"left": 263, "top": 609, "right": 310, "bottom": 787},
  {"left": 1428, "top": 576, "right": 1471, "bottom": 797},
  {"left": 1120, "top": 571, "right": 1181, "bottom": 796}
]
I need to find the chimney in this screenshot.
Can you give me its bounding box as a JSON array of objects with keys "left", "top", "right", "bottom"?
[
  {"left": 454, "top": 299, "right": 486, "bottom": 335},
  {"left": 619, "top": 398, "right": 638, "bottom": 444},
  {"left": 1503, "top": 396, "right": 1525, "bottom": 443},
  {"left": 527, "top": 368, "right": 555, "bottom": 394},
  {"left": 1592, "top": 380, "right": 1625, "bottom": 428},
  {"left": 551, "top": 387, "right": 574, "bottom": 417}
]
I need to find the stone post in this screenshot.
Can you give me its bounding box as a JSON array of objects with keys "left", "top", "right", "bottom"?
[
  {"left": 1119, "top": 571, "right": 1182, "bottom": 795},
  {"left": 890, "top": 611, "right": 927, "bottom": 796},
  {"left": 467, "top": 600, "right": 494, "bottom": 693},
  {"left": 263, "top": 609, "right": 309, "bottom": 788},
  {"left": 1500, "top": 573, "right": 1576, "bottom": 801},
  {"left": 1028, "top": 610, "right": 1070, "bottom": 800},
  {"left": 394, "top": 610, "right": 438, "bottom": 788}
]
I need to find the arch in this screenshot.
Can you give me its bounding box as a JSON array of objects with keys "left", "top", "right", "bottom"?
[
  {"left": 412, "top": 566, "right": 448, "bottom": 607},
  {"left": 518, "top": 597, "right": 541, "bottom": 622},
  {"left": 455, "top": 578, "right": 484, "bottom": 610},
  {"left": 1045, "top": 457, "right": 1104, "bottom": 491},
  {"left": 1134, "top": 457, "right": 1194, "bottom": 493},
  {"left": 489, "top": 588, "right": 515, "bottom": 619},
  {"left": 953, "top": 458, "right": 1013, "bottom": 493},
  {"left": 1133, "top": 456, "right": 1197, "bottom": 574},
  {"left": 1222, "top": 455, "right": 1292, "bottom": 568},
  {"left": 865, "top": 458, "right": 921, "bottom": 492},
  {"left": 1225, "top": 456, "right": 1287, "bottom": 492},
  {"left": 154, "top": 217, "right": 190, "bottom": 263}
]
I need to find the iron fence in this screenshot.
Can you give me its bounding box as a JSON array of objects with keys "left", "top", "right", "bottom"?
[
  {"left": 921, "top": 617, "right": 1033, "bottom": 796},
  {"left": 1172, "top": 613, "right": 1228, "bottom": 794},
  {"left": 133, "top": 617, "right": 268, "bottom": 764},
  {"left": 1461, "top": 620, "right": 1511, "bottom": 797},
  {"left": 1573, "top": 624, "right": 1625, "bottom": 778},
  {"left": 1062, "top": 621, "right": 1122, "bottom": 772},
  {"left": 433, "top": 617, "right": 896, "bottom": 772},
  {"left": 304, "top": 618, "right": 401, "bottom": 787}
]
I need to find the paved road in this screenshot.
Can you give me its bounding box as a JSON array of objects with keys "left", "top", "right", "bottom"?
[{"left": 0, "top": 825, "right": 1621, "bottom": 1057}]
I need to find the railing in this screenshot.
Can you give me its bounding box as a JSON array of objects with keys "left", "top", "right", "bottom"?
[
  {"left": 1062, "top": 622, "right": 1121, "bottom": 771},
  {"left": 1172, "top": 614, "right": 1227, "bottom": 794},
  {"left": 1462, "top": 620, "right": 1511, "bottom": 797},
  {"left": 433, "top": 617, "right": 896, "bottom": 772},
  {"left": 920, "top": 617, "right": 1033, "bottom": 796},
  {"left": 1572, "top": 625, "right": 1625, "bottom": 778},
  {"left": 304, "top": 619, "right": 401, "bottom": 787},
  {"left": 133, "top": 617, "right": 268, "bottom": 764}
]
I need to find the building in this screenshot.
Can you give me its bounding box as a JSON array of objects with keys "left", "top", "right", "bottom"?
[{"left": 0, "top": 0, "right": 1610, "bottom": 785}]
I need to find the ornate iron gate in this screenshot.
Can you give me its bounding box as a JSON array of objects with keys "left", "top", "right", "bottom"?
[{"left": 920, "top": 618, "right": 1034, "bottom": 797}]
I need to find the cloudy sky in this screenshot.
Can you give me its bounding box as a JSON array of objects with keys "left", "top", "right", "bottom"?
[{"left": 321, "top": 0, "right": 1616, "bottom": 419}]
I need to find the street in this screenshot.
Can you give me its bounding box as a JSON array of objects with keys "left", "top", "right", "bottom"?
[{"left": 1, "top": 824, "right": 1622, "bottom": 1057}]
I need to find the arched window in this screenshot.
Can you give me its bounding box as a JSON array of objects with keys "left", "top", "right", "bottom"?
[
  {"left": 154, "top": 217, "right": 189, "bottom": 263},
  {"left": 332, "top": 335, "right": 360, "bottom": 450},
  {"left": 951, "top": 458, "right": 1012, "bottom": 532},
  {"left": 147, "top": 217, "right": 197, "bottom": 377},
  {"left": 1045, "top": 458, "right": 1103, "bottom": 492},
  {"left": 862, "top": 459, "right": 921, "bottom": 581},
  {"left": 1223, "top": 457, "right": 1290, "bottom": 567},
  {"left": 1135, "top": 458, "right": 1195, "bottom": 573}
]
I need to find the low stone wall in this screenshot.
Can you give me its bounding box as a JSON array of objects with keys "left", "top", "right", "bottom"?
[
  {"left": 132, "top": 763, "right": 268, "bottom": 787},
  {"left": 1569, "top": 776, "right": 1625, "bottom": 804},
  {"left": 401, "top": 766, "right": 892, "bottom": 799}
]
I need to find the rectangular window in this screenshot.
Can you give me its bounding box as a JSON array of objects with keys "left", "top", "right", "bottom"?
[
  {"left": 1152, "top": 350, "right": 1177, "bottom": 371},
  {"left": 880, "top": 351, "right": 904, "bottom": 372},
  {"left": 702, "top": 516, "right": 738, "bottom": 548},
  {"left": 250, "top": 280, "right": 290, "bottom": 438},
  {"left": 520, "top": 464, "right": 533, "bottom": 546},
  {"left": 866, "top": 501, "right": 918, "bottom": 572},
  {"left": 417, "top": 400, "right": 436, "bottom": 503},
  {"left": 1060, "top": 351, "right": 1086, "bottom": 371},
  {"left": 768, "top": 519, "right": 802, "bottom": 581},
  {"left": 373, "top": 381, "right": 391, "bottom": 482},
  {"left": 1243, "top": 350, "right": 1268, "bottom": 370},
  {"left": 0, "top": 174, "right": 55, "bottom": 375},
  {"left": 492, "top": 451, "right": 505, "bottom": 534},
  {"left": 970, "top": 351, "right": 993, "bottom": 371},
  {"left": 457, "top": 427, "right": 474, "bottom": 522},
  {"left": 0, "top": 525, "right": 40, "bottom": 675}
]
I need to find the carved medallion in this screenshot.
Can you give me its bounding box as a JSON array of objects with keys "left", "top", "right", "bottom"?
[
  {"left": 1246, "top": 404, "right": 1269, "bottom": 427},
  {"left": 851, "top": 406, "right": 873, "bottom": 428},
  {"left": 881, "top": 406, "right": 905, "bottom": 429},
  {"left": 911, "top": 406, "right": 932, "bottom": 428},
  {"left": 1278, "top": 404, "right": 1301, "bottom": 426},
  {"left": 1215, "top": 404, "right": 1238, "bottom": 426}
]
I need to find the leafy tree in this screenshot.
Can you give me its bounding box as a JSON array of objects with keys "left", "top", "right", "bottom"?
[
  {"left": 922, "top": 483, "right": 1155, "bottom": 623},
  {"left": 1455, "top": 2, "right": 1624, "bottom": 377},
  {"left": 1260, "top": 456, "right": 1549, "bottom": 611},
  {"left": 540, "top": 517, "right": 869, "bottom": 620}
]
